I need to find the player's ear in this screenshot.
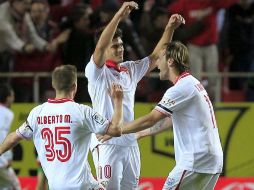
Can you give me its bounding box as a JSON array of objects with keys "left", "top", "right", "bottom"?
[{"left": 167, "top": 58, "right": 174, "bottom": 67}]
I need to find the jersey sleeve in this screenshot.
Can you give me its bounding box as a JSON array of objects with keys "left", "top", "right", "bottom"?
[
  {"left": 125, "top": 57, "right": 150, "bottom": 83},
  {"left": 82, "top": 105, "right": 110, "bottom": 134},
  {"left": 16, "top": 105, "right": 41, "bottom": 140},
  {"left": 155, "top": 87, "right": 190, "bottom": 116},
  {"left": 16, "top": 121, "right": 33, "bottom": 140},
  {"left": 85, "top": 55, "right": 104, "bottom": 83}
]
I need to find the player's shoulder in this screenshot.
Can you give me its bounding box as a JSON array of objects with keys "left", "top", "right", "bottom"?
[
  {"left": 29, "top": 103, "right": 47, "bottom": 114},
  {"left": 164, "top": 80, "right": 192, "bottom": 100},
  {"left": 175, "top": 75, "right": 196, "bottom": 89},
  {"left": 85, "top": 55, "right": 106, "bottom": 76},
  {"left": 85, "top": 55, "right": 95, "bottom": 69},
  {"left": 0, "top": 104, "right": 11, "bottom": 113},
  {"left": 120, "top": 60, "right": 133, "bottom": 67},
  {"left": 74, "top": 103, "right": 93, "bottom": 113},
  {"left": 121, "top": 57, "right": 149, "bottom": 66}
]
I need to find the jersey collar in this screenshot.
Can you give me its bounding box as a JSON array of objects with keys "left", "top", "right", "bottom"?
[
  {"left": 106, "top": 60, "right": 128, "bottom": 72},
  {"left": 48, "top": 98, "right": 74, "bottom": 103},
  {"left": 174, "top": 72, "right": 190, "bottom": 84}
]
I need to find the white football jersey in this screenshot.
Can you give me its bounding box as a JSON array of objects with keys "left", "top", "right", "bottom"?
[
  {"left": 155, "top": 72, "right": 223, "bottom": 174},
  {"left": 85, "top": 56, "right": 150, "bottom": 149},
  {"left": 0, "top": 105, "right": 14, "bottom": 168},
  {"left": 16, "top": 98, "right": 109, "bottom": 190}
]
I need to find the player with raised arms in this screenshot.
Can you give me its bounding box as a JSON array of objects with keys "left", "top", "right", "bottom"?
[
  {"left": 119, "top": 41, "right": 223, "bottom": 189},
  {"left": 85, "top": 1, "right": 185, "bottom": 189}
]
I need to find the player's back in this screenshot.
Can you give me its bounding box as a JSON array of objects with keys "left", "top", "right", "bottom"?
[{"left": 29, "top": 99, "right": 102, "bottom": 190}]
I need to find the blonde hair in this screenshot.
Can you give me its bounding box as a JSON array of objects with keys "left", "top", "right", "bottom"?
[
  {"left": 166, "top": 41, "right": 189, "bottom": 73},
  {"left": 52, "top": 65, "right": 77, "bottom": 92}
]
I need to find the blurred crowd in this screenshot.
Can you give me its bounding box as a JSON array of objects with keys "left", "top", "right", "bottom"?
[{"left": 0, "top": 0, "right": 253, "bottom": 102}]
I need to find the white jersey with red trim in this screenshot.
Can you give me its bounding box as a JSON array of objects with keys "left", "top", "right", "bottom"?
[
  {"left": 155, "top": 73, "right": 223, "bottom": 174},
  {"left": 16, "top": 98, "right": 109, "bottom": 190},
  {"left": 0, "top": 105, "right": 14, "bottom": 168},
  {"left": 85, "top": 56, "right": 150, "bottom": 149}
]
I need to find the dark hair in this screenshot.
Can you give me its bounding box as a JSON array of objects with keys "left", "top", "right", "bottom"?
[
  {"left": 166, "top": 41, "right": 190, "bottom": 74},
  {"left": 94, "top": 28, "right": 122, "bottom": 44},
  {"left": 97, "top": 0, "right": 119, "bottom": 13},
  {"left": 52, "top": 65, "right": 77, "bottom": 92},
  {"left": 69, "top": 3, "right": 90, "bottom": 23},
  {"left": 151, "top": 6, "right": 168, "bottom": 21},
  {"left": 60, "top": 3, "right": 90, "bottom": 30},
  {"left": 0, "top": 83, "right": 13, "bottom": 103}
]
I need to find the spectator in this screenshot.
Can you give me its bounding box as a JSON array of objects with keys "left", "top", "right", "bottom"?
[
  {"left": 0, "top": 0, "right": 69, "bottom": 77},
  {"left": 11, "top": 0, "right": 70, "bottom": 102},
  {"left": 0, "top": 0, "right": 41, "bottom": 73},
  {"left": 139, "top": 0, "right": 205, "bottom": 102},
  {"left": 221, "top": 0, "right": 254, "bottom": 100},
  {"left": 92, "top": 0, "right": 146, "bottom": 60},
  {"left": 61, "top": 3, "right": 94, "bottom": 102},
  {"left": 168, "top": 0, "right": 238, "bottom": 102}
]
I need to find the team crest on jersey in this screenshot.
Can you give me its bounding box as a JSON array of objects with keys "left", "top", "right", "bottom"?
[
  {"left": 92, "top": 113, "right": 106, "bottom": 125},
  {"left": 161, "top": 98, "right": 175, "bottom": 107}
]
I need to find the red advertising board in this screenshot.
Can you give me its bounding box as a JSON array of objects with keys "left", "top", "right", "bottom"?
[{"left": 19, "top": 177, "right": 254, "bottom": 190}]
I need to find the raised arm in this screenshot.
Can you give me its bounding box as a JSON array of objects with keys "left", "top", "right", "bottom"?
[
  {"left": 0, "top": 132, "right": 23, "bottom": 156},
  {"left": 93, "top": 1, "right": 138, "bottom": 68},
  {"left": 106, "top": 84, "right": 124, "bottom": 137},
  {"left": 122, "top": 109, "right": 166, "bottom": 134},
  {"left": 147, "top": 14, "right": 185, "bottom": 73}
]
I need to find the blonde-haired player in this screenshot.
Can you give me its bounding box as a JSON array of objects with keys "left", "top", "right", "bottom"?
[
  {"left": 0, "top": 65, "right": 124, "bottom": 190},
  {"left": 120, "top": 42, "right": 223, "bottom": 189}
]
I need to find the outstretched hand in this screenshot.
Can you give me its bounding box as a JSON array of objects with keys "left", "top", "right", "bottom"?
[
  {"left": 167, "top": 14, "right": 185, "bottom": 30},
  {"left": 116, "top": 1, "right": 139, "bottom": 19}
]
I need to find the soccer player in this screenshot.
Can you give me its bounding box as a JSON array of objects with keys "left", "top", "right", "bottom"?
[
  {"left": 0, "top": 65, "right": 124, "bottom": 190},
  {"left": 85, "top": 1, "right": 185, "bottom": 189},
  {"left": 0, "top": 83, "right": 21, "bottom": 190},
  {"left": 120, "top": 41, "right": 223, "bottom": 190}
]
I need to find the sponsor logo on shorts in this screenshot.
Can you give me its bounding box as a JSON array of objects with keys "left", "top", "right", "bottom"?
[{"left": 166, "top": 177, "right": 175, "bottom": 186}]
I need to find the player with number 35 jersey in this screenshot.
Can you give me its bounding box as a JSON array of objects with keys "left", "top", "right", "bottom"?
[{"left": 0, "top": 65, "right": 124, "bottom": 190}]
